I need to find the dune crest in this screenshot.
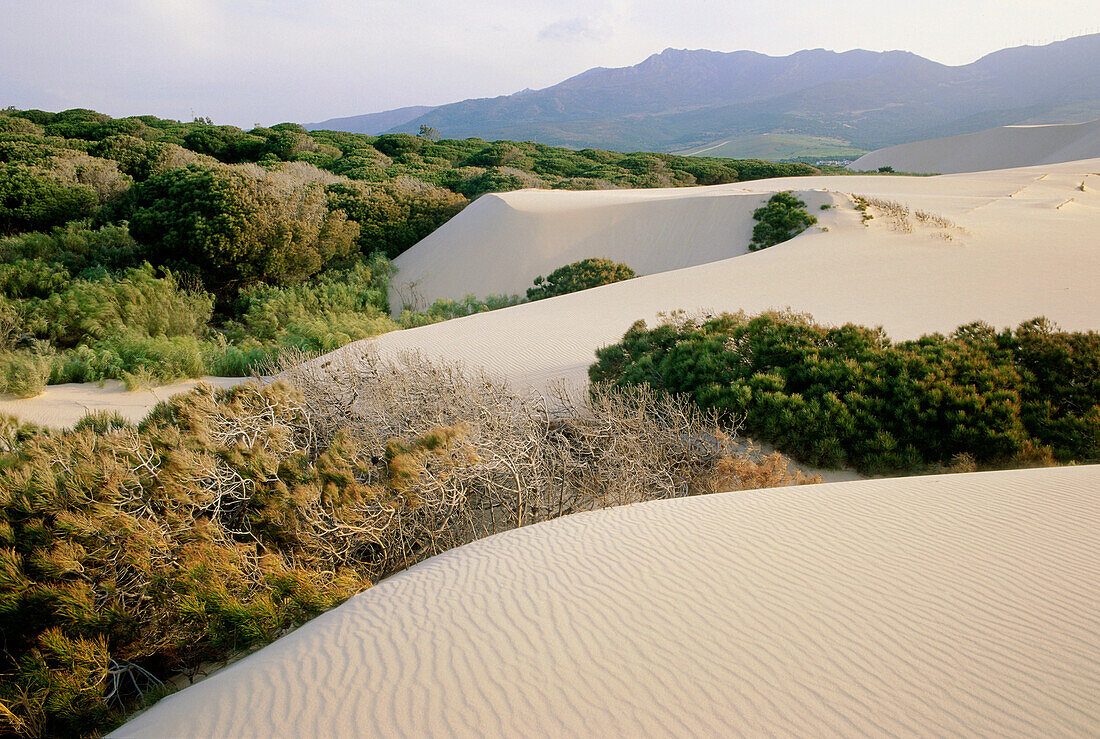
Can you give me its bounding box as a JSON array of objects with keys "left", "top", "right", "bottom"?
[{"left": 390, "top": 186, "right": 834, "bottom": 310}]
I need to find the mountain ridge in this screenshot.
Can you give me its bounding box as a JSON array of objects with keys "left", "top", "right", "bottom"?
[{"left": 307, "top": 35, "right": 1100, "bottom": 155}]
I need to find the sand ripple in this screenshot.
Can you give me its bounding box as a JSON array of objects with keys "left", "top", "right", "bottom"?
[{"left": 114, "top": 465, "right": 1100, "bottom": 737}]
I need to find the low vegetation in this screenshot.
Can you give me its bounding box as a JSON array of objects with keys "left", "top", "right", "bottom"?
[
  {"left": 0, "top": 351, "right": 816, "bottom": 736},
  {"left": 590, "top": 311, "right": 1100, "bottom": 474},
  {"left": 527, "top": 258, "right": 637, "bottom": 301},
  {"left": 749, "top": 192, "right": 817, "bottom": 251}
]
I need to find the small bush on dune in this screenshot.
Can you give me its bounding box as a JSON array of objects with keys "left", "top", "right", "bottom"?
[
  {"left": 749, "top": 191, "right": 817, "bottom": 251},
  {"left": 527, "top": 258, "right": 637, "bottom": 301},
  {"left": 72, "top": 409, "right": 131, "bottom": 433}
]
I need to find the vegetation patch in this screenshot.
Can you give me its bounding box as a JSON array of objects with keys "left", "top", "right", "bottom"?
[
  {"left": 590, "top": 311, "right": 1100, "bottom": 473},
  {"left": 749, "top": 192, "right": 817, "bottom": 251},
  {"left": 527, "top": 258, "right": 637, "bottom": 301}
]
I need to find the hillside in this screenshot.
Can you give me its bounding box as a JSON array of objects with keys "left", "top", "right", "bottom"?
[{"left": 312, "top": 35, "right": 1100, "bottom": 156}]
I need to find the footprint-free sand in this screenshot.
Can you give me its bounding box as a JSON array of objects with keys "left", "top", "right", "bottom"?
[{"left": 114, "top": 465, "right": 1100, "bottom": 737}]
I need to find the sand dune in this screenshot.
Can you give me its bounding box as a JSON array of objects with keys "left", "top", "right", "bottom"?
[
  {"left": 363, "top": 158, "right": 1100, "bottom": 395},
  {"left": 113, "top": 465, "right": 1100, "bottom": 737},
  {"left": 390, "top": 186, "right": 834, "bottom": 309},
  {"left": 850, "top": 119, "right": 1100, "bottom": 174}
]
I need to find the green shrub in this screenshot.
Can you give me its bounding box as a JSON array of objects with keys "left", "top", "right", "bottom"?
[
  {"left": 591, "top": 312, "right": 1100, "bottom": 472},
  {"left": 326, "top": 179, "right": 466, "bottom": 259},
  {"left": 50, "top": 333, "right": 206, "bottom": 386},
  {"left": 527, "top": 258, "right": 636, "bottom": 301},
  {"left": 202, "top": 339, "right": 276, "bottom": 377},
  {"left": 119, "top": 164, "right": 359, "bottom": 297},
  {"left": 32, "top": 265, "right": 213, "bottom": 348},
  {"left": 749, "top": 191, "right": 817, "bottom": 251},
  {"left": 72, "top": 410, "right": 131, "bottom": 433},
  {"left": 0, "top": 349, "right": 52, "bottom": 397},
  {"left": 0, "top": 165, "right": 98, "bottom": 236},
  {"left": 0, "top": 222, "right": 139, "bottom": 279},
  {"left": 224, "top": 256, "right": 396, "bottom": 353}
]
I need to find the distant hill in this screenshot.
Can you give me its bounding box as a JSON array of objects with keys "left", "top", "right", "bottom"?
[
  {"left": 307, "top": 105, "right": 437, "bottom": 135},
  {"left": 850, "top": 118, "right": 1100, "bottom": 174},
  {"left": 310, "top": 35, "right": 1100, "bottom": 157}
]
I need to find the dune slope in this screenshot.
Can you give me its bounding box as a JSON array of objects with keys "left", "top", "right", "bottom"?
[
  {"left": 370, "top": 159, "right": 1100, "bottom": 394},
  {"left": 851, "top": 119, "right": 1100, "bottom": 174},
  {"left": 114, "top": 465, "right": 1100, "bottom": 737},
  {"left": 389, "top": 186, "right": 837, "bottom": 309}
]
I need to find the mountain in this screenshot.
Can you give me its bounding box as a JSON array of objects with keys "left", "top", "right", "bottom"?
[
  {"left": 306, "top": 105, "right": 437, "bottom": 135},
  {"left": 310, "top": 35, "right": 1100, "bottom": 156}
]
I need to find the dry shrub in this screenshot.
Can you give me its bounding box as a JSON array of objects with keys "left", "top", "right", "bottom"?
[
  {"left": 49, "top": 152, "right": 132, "bottom": 203},
  {"left": 948, "top": 451, "right": 978, "bottom": 474},
  {"left": 272, "top": 348, "right": 819, "bottom": 536}
]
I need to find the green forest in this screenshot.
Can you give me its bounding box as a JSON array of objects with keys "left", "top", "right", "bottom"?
[{"left": 0, "top": 106, "right": 818, "bottom": 397}]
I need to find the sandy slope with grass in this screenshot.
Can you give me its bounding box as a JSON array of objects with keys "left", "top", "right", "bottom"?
[
  {"left": 113, "top": 464, "right": 1100, "bottom": 737},
  {"left": 850, "top": 118, "right": 1100, "bottom": 174}
]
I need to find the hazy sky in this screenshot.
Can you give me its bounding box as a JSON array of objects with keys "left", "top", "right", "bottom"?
[{"left": 3, "top": 0, "right": 1099, "bottom": 127}]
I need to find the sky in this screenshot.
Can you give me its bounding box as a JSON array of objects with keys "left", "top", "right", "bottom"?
[{"left": 3, "top": 0, "right": 1100, "bottom": 128}]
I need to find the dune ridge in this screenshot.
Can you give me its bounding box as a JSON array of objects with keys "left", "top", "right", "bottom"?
[
  {"left": 850, "top": 119, "right": 1100, "bottom": 174},
  {"left": 114, "top": 464, "right": 1100, "bottom": 737},
  {"left": 389, "top": 186, "right": 835, "bottom": 309},
  {"left": 370, "top": 158, "right": 1100, "bottom": 395}
]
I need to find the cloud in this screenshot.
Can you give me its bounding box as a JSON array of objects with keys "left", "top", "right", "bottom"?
[{"left": 538, "top": 16, "right": 609, "bottom": 43}]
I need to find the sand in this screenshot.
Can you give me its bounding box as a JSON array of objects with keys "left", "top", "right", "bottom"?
[
  {"left": 370, "top": 158, "right": 1100, "bottom": 396},
  {"left": 389, "top": 186, "right": 834, "bottom": 309},
  {"left": 113, "top": 464, "right": 1100, "bottom": 737},
  {"left": 850, "top": 119, "right": 1100, "bottom": 174},
  {"left": 0, "top": 377, "right": 247, "bottom": 429}
]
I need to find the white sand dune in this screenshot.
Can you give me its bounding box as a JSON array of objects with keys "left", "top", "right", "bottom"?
[
  {"left": 364, "top": 158, "right": 1100, "bottom": 396},
  {"left": 0, "top": 377, "right": 246, "bottom": 429},
  {"left": 114, "top": 465, "right": 1100, "bottom": 737},
  {"left": 850, "top": 119, "right": 1100, "bottom": 174},
  {"left": 390, "top": 187, "right": 832, "bottom": 308}
]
